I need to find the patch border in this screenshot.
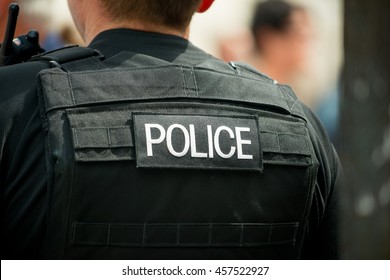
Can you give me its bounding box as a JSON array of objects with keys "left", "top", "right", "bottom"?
[{"left": 132, "top": 112, "right": 263, "bottom": 172}]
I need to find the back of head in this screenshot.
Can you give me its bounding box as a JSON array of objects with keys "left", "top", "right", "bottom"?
[{"left": 99, "top": 0, "right": 202, "bottom": 32}]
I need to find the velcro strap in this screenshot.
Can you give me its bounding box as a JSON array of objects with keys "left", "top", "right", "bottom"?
[{"left": 72, "top": 126, "right": 133, "bottom": 149}]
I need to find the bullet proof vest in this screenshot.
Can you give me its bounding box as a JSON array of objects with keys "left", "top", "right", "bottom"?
[{"left": 36, "top": 48, "right": 318, "bottom": 259}]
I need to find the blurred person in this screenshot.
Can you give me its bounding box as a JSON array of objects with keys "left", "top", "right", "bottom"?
[
  {"left": 218, "top": 31, "right": 253, "bottom": 62},
  {"left": 249, "top": 0, "right": 313, "bottom": 86},
  {"left": 1, "top": 0, "right": 342, "bottom": 259},
  {"left": 248, "top": 0, "right": 340, "bottom": 142}
]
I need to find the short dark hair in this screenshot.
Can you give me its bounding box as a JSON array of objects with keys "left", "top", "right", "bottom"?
[
  {"left": 251, "top": 0, "right": 304, "bottom": 46},
  {"left": 99, "top": 0, "right": 202, "bottom": 32}
]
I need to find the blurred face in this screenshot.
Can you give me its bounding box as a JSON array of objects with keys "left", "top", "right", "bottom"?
[
  {"left": 259, "top": 9, "right": 314, "bottom": 73},
  {"left": 283, "top": 9, "right": 314, "bottom": 70}
]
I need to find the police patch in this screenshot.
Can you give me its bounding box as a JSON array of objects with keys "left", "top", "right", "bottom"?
[{"left": 133, "top": 113, "right": 263, "bottom": 171}]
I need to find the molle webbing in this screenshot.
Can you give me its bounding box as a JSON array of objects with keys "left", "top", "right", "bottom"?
[
  {"left": 66, "top": 109, "right": 312, "bottom": 166},
  {"left": 71, "top": 222, "right": 299, "bottom": 248}
]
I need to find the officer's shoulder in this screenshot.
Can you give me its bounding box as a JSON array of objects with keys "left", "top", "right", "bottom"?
[
  {"left": 0, "top": 59, "right": 48, "bottom": 78},
  {"left": 0, "top": 46, "right": 88, "bottom": 99},
  {"left": 0, "top": 60, "right": 49, "bottom": 101}
]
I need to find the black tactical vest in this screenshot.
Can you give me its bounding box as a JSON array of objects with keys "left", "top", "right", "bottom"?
[{"left": 36, "top": 48, "right": 318, "bottom": 259}]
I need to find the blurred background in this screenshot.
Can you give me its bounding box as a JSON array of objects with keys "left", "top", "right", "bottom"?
[{"left": 0, "top": 0, "right": 389, "bottom": 259}]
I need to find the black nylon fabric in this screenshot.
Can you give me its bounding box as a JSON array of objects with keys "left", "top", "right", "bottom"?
[{"left": 36, "top": 48, "right": 318, "bottom": 259}]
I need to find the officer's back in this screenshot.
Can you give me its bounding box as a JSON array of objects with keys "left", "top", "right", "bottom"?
[{"left": 0, "top": 0, "right": 342, "bottom": 259}]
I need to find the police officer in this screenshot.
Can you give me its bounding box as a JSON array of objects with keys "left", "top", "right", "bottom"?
[{"left": 0, "top": 0, "right": 342, "bottom": 259}]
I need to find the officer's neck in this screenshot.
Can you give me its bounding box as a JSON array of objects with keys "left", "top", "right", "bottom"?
[{"left": 84, "top": 18, "right": 190, "bottom": 45}]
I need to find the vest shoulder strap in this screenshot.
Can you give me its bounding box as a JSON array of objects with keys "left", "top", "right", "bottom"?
[{"left": 31, "top": 45, "right": 105, "bottom": 70}]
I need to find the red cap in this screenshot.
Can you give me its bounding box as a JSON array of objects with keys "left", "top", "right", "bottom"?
[{"left": 198, "top": 0, "right": 214, "bottom": 13}]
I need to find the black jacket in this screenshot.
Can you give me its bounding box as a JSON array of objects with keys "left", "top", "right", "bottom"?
[{"left": 0, "top": 29, "right": 342, "bottom": 259}]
